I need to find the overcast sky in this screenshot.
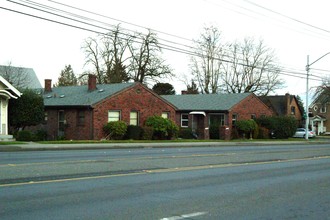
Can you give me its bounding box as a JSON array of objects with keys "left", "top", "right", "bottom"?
[{"left": 1, "top": 0, "right": 330, "bottom": 105}]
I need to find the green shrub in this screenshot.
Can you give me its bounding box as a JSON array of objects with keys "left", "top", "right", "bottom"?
[
  {"left": 256, "top": 116, "right": 297, "bottom": 139},
  {"left": 178, "top": 128, "right": 194, "bottom": 139},
  {"left": 103, "top": 121, "right": 127, "bottom": 140},
  {"left": 145, "top": 116, "right": 179, "bottom": 140},
  {"left": 16, "top": 130, "right": 33, "bottom": 141},
  {"left": 125, "top": 125, "right": 142, "bottom": 140},
  {"left": 236, "top": 119, "right": 258, "bottom": 139},
  {"left": 34, "top": 129, "right": 48, "bottom": 141},
  {"left": 209, "top": 124, "right": 220, "bottom": 139},
  {"left": 141, "top": 126, "right": 154, "bottom": 140}
]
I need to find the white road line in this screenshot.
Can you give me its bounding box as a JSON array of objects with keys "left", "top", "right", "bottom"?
[{"left": 160, "top": 211, "right": 207, "bottom": 220}]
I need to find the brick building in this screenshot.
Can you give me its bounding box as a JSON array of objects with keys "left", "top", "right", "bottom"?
[
  {"left": 162, "top": 93, "right": 273, "bottom": 139},
  {"left": 42, "top": 75, "right": 274, "bottom": 140},
  {"left": 259, "top": 93, "right": 303, "bottom": 126},
  {"left": 43, "top": 75, "right": 176, "bottom": 140}
]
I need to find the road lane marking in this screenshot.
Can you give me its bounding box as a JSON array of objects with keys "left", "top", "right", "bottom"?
[
  {"left": 0, "top": 153, "right": 235, "bottom": 167},
  {"left": 1, "top": 155, "right": 329, "bottom": 187},
  {"left": 160, "top": 212, "right": 207, "bottom": 220}
]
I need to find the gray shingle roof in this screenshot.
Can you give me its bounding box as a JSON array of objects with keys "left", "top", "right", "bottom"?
[
  {"left": 162, "top": 93, "right": 252, "bottom": 111},
  {"left": 0, "top": 65, "right": 42, "bottom": 89},
  {"left": 43, "top": 83, "right": 135, "bottom": 107}
]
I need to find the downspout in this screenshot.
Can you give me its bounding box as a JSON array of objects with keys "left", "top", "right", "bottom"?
[{"left": 90, "top": 106, "right": 94, "bottom": 140}]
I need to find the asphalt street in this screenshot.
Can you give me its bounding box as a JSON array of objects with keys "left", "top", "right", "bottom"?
[{"left": 1, "top": 143, "right": 330, "bottom": 219}]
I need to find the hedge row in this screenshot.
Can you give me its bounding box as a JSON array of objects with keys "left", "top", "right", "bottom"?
[{"left": 103, "top": 116, "right": 179, "bottom": 140}]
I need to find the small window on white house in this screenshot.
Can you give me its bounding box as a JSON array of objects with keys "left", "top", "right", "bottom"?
[
  {"left": 161, "top": 112, "right": 169, "bottom": 119},
  {"left": 181, "top": 113, "right": 189, "bottom": 127},
  {"left": 320, "top": 105, "right": 327, "bottom": 113},
  {"left": 108, "top": 111, "right": 120, "bottom": 122},
  {"left": 130, "top": 111, "right": 139, "bottom": 126}
]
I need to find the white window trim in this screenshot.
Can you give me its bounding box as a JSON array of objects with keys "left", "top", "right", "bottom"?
[
  {"left": 320, "top": 106, "right": 327, "bottom": 113},
  {"left": 181, "top": 113, "right": 189, "bottom": 127}
]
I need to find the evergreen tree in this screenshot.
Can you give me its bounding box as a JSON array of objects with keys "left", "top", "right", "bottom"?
[
  {"left": 152, "top": 83, "right": 175, "bottom": 95},
  {"left": 9, "top": 89, "right": 44, "bottom": 131},
  {"left": 56, "top": 65, "right": 78, "bottom": 86},
  {"left": 186, "top": 80, "right": 199, "bottom": 94}
]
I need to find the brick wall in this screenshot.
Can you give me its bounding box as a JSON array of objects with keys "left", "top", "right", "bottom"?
[
  {"left": 45, "top": 108, "right": 93, "bottom": 140},
  {"left": 230, "top": 94, "right": 274, "bottom": 124}
]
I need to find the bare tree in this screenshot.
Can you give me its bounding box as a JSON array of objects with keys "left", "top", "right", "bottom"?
[
  {"left": 0, "top": 62, "right": 31, "bottom": 89},
  {"left": 82, "top": 37, "right": 103, "bottom": 83},
  {"left": 313, "top": 76, "right": 330, "bottom": 104},
  {"left": 82, "top": 25, "right": 131, "bottom": 84},
  {"left": 222, "top": 37, "right": 284, "bottom": 95},
  {"left": 101, "top": 25, "right": 130, "bottom": 83},
  {"left": 128, "top": 30, "right": 172, "bottom": 83},
  {"left": 190, "top": 26, "right": 225, "bottom": 94}
]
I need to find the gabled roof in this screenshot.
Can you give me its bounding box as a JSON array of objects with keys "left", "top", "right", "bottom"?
[
  {"left": 43, "top": 83, "right": 135, "bottom": 107},
  {"left": 259, "top": 95, "right": 287, "bottom": 115},
  {"left": 0, "top": 65, "right": 42, "bottom": 89},
  {"left": 162, "top": 93, "right": 252, "bottom": 111},
  {"left": 0, "top": 75, "right": 22, "bottom": 99}
]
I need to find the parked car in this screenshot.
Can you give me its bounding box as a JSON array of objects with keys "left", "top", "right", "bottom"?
[{"left": 293, "top": 128, "right": 316, "bottom": 138}]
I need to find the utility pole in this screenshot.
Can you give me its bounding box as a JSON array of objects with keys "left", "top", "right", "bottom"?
[{"left": 305, "top": 55, "right": 309, "bottom": 140}]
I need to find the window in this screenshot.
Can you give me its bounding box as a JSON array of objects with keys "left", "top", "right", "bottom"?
[
  {"left": 77, "top": 110, "right": 85, "bottom": 125},
  {"left": 320, "top": 105, "right": 327, "bottom": 113},
  {"left": 161, "top": 112, "right": 169, "bottom": 119},
  {"left": 251, "top": 114, "right": 256, "bottom": 120},
  {"left": 44, "top": 112, "right": 48, "bottom": 121},
  {"left": 108, "top": 111, "right": 120, "bottom": 122},
  {"left": 130, "top": 111, "right": 139, "bottom": 126},
  {"left": 291, "top": 106, "right": 296, "bottom": 115},
  {"left": 58, "top": 110, "right": 65, "bottom": 137},
  {"left": 181, "top": 113, "right": 189, "bottom": 127},
  {"left": 232, "top": 114, "right": 238, "bottom": 126}
]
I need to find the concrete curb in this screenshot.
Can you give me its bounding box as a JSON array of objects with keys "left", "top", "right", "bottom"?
[{"left": 1, "top": 140, "right": 328, "bottom": 152}]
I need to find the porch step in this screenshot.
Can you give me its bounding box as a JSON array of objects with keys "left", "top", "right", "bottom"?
[{"left": 0, "top": 135, "right": 15, "bottom": 141}]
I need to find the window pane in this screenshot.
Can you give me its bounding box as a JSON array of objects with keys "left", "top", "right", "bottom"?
[
  {"left": 108, "top": 111, "right": 120, "bottom": 122},
  {"left": 161, "top": 112, "right": 169, "bottom": 119},
  {"left": 181, "top": 113, "right": 189, "bottom": 127},
  {"left": 130, "top": 111, "right": 138, "bottom": 125},
  {"left": 78, "top": 110, "right": 85, "bottom": 125}
]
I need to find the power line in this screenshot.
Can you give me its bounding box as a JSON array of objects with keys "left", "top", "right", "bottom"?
[
  {"left": 243, "top": 0, "right": 330, "bottom": 35},
  {"left": 1, "top": 1, "right": 326, "bottom": 83}
]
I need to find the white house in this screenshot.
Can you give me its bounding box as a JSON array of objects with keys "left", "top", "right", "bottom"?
[{"left": 0, "top": 76, "right": 22, "bottom": 140}]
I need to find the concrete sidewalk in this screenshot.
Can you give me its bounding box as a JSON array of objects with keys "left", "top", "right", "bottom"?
[{"left": 1, "top": 139, "right": 329, "bottom": 151}]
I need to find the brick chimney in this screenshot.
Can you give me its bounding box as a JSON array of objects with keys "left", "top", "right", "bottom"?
[
  {"left": 44, "top": 79, "right": 52, "bottom": 92},
  {"left": 285, "top": 93, "right": 291, "bottom": 115},
  {"left": 88, "top": 74, "right": 97, "bottom": 91}
]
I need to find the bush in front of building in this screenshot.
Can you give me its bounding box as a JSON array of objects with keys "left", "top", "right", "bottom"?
[
  {"left": 178, "top": 128, "right": 195, "bottom": 139},
  {"left": 141, "top": 126, "right": 154, "bottom": 140},
  {"left": 256, "top": 116, "right": 297, "bottom": 139},
  {"left": 236, "top": 119, "right": 259, "bottom": 139},
  {"left": 16, "top": 130, "right": 33, "bottom": 141},
  {"left": 125, "top": 125, "right": 143, "bottom": 140},
  {"left": 103, "top": 121, "right": 127, "bottom": 140},
  {"left": 145, "top": 116, "right": 179, "bottom": 140},
  {"left": 15, "top": 129, "right": 48, "bottom": 141}
]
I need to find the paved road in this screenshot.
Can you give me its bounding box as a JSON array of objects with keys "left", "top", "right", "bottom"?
[{"left": 1, "top": 144, "right": 330, "bottom": 219}]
